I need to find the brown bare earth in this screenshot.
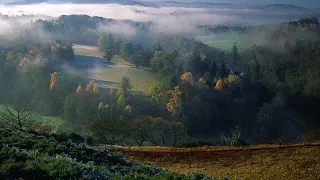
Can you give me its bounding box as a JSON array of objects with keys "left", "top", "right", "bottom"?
[{"left": 106, "top": 143, "right": 320, "bottom": 180}]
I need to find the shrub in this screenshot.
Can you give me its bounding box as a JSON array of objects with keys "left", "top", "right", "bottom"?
[
  {"left": 86, "top": 135, "right": 95, "bottom": 145},
  {"left": 271, "top": 136, "right": 293, "bottom": 145},
  {"left": 68, "top": 133, "right": 85, "bottom": 144},
  {"left": 232, "top": 139, "right": 249, "bottom": 147},
  {"left": 179, "top": 139, "right": 215, "bottom": 148},
  {"left": 35, "top": 121, "right": 54, "bottom": 134}
]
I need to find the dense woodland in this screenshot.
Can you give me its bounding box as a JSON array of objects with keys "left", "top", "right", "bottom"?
[{"left": 0, "top": 15, "right": 320, "bottom": 148}]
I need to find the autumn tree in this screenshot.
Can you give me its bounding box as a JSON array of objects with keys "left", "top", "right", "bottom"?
[
  {"left": 76, "top": 85, "right": 83, "bottom": 94},
  {"left": 180, "top": 72, "right": 194, "bottom": 85},
  {"left": 86, "top": 80, "right": 99, "bottom": 93},
  {"left": 215, "top": 79, "right": 226, "bottom": 91},
  {"left": 109, "top": 88, "right": 114, "bottom": 95},
  {"left": 19, "top": 57, "right": 30, "bottom": 70},
  {"left": 167, "top": 86, "right": 183, "bottom": 119},
  {"left": 124, "top": 105, "right": 132, "bottom": 113},
  {"left": 225, "top": 74, "right": 243, "bottom": 91},
  {"left": 6, "top": 49, "right": 19, "bottom": 63},
  {"left": 93, "top": 85, "right": 99, "bottom": 93},
  {"left": 49, "top": 72, "right": 58, "bottom": 90},
  {"left": 97, "top": 102, "right": 108, "bottom": 119},
  {"left": 198, "top": 78, "right": 208, "bottom": 89},
  {"left": 98, "top": 102, "right": 104, "bottom": 111}
]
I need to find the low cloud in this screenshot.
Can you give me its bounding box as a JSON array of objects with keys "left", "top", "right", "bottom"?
[
  {"left": 98, "top": 22, "right": 137, "bottom": 37},
  {"left": 0, "top": 3, "right": 241, "bottom": 35}
]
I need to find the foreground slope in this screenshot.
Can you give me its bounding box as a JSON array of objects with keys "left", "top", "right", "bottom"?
[
  {"left": 0, "top": 127, "right": 219, "bottom": 179},
  {"left": 106, "top": 144, "right": 320, "bottom": 180}
]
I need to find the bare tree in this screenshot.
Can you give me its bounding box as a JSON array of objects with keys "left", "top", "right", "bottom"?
[
  {"left": 0, "top": 104, "right": 35, "bottom": 131},
  {"left": 219, "top": 125, "right": 243, "bottom": 146}
]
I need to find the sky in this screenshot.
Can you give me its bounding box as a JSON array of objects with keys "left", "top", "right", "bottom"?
[
  {"left": 145, "top": 0, "right": 320, "bottom": 8},
  {"left": 0, "top": 0, "right": 319, "bottom": 8}
]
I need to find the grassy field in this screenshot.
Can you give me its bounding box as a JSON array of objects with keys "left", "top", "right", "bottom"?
[
  {"left": 194, "top": 33, "right": 252, "bottom": 52},
  {"left": 0, "top": 104, "right": 67, "bottom": 132},
  {"left": 106, "top": 143, "right": 320, "bottom": 180},
  {"left": 73, "top": 45, "right": 159, "bottom": 93},
  {"left": 90, "top": 66, "right": 159, "bottom": 92},
  {"left": 73, "top": 44, "right": 104, "bottom": 57}
]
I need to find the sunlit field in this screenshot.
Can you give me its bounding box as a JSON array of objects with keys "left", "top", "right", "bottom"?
[
  {"left": 195, "top": 34, "right": 252, "bottom": 52},
  {"left": 73, "top": 45, "right": 159, "bottom": 93},
  {"left": 73, "top": 44, "right": 104, "bottom": 57}
]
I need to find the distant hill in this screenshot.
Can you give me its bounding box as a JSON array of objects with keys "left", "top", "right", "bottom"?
[
  {"left": 8, "top": 0, "right": 147, "bottom": 6},
  {"left": 7, "top": 0, "right": 313, "bottom": 14},
  {"left": 158, "top": 1, "right": 312, "bottom": 14}
]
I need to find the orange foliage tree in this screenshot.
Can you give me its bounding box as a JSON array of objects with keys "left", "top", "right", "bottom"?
[{"left": 49, "top": 72, "right": 58, "bottom": 90}]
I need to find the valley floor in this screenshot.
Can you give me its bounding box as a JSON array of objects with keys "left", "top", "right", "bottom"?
[{"left": 106, "top": 143, "right": 320, "bottom": 180}]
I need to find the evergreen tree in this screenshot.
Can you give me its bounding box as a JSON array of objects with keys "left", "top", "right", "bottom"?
[
  {"left": 105, "top": 33, "right": 114, "bottom": 52},
  {"left": 103, "top": 49, "right": 112, "bottom": 63},
  {"left": 232, "top": 43, "right": 238, "bottom": 68},
  {"left": 154, "top": 41, "right": 162, "bottom": 51},
  {"left": 64, "top": 95, "right": 75, "bottom": 122},
  {"left": 248, "top": 58, "right": 260, "bottom": 82},
  {"left": 117, "top": 94, "right": 126, "bottom": 107},
  {"left": 219, "top": 60, "right": 228, "bottom": 78}
]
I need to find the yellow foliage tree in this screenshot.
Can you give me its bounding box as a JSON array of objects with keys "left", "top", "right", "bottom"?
[
  {"left": 98, "top": 102, "right": 104, "bottom": 111},
  {"left": 124, "top": 105, "right": 132, "bottom": 112},
  {"left": 86, "top": 80, "right": 99, "bottom": 93},
  {"left": 86, "top": 80, "right": 95, "bottom": 92},
  {"left": 76, "top": 85, "right": 83, "bottom": 94},
  {"left": 225, "top": 74, "right": 243, "bottom": 90},
  {"left": 19, "top": 57, "right": 29, "bottom": 68},
  {"left": 109, "top": 89, "right": 114, "bottom": 95},
  {"left": 198, "top": 78, "right": 208, "bottom": 89},
  {"left": 93, "top": 85, "right": 99, "bottom": 93},
  {"left": 49, "top": 72, "right": 58, "bottom": 90}
]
